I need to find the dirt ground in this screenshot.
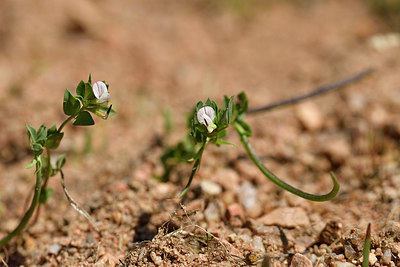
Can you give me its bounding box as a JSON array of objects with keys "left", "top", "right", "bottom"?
[{"left": 0, "top": 0, "right": 400, "bottom": 266}]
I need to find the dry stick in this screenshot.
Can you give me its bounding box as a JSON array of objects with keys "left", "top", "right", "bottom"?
[
  {"left": 247, "top": 68, "right": 374, "bottom": 114},
  {"left": 0, "top": 252, "right": 8, "bottom": 267},
  {"left": 59, "top": 169, "right": 99, "bottom": 232}
]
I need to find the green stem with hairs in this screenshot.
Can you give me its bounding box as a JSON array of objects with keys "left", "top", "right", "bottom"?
[
  {"left": 234, "top": 122, "right": 339, "bottom": 201},
  {"left": 0, "top": 158, "right": 43, "bottom": 247}
]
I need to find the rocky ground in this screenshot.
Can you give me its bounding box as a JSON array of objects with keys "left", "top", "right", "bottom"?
[{"left": 0, "top": 0, "right": 400, "bottom": 266}]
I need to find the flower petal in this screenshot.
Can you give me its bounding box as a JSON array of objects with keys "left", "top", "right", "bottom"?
[
  {"left": 197, "top": 106, "right": 215, "bottom": 124},
  {"left": 92, "top": 81, "right": 108, "bottom": 100},
  {"left": 197, "top": 106, "right": 217, "bottom": 133}
]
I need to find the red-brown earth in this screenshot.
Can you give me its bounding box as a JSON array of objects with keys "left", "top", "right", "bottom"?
[{"left": 0, "top": 0, "right": 400, "bottom": 266}]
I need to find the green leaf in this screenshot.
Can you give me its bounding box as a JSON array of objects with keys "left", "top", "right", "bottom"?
[
  {"left": 73, "top": 111, "right": 95, "bottom": 126},
  {"left": 63, "top": 89, "right": 81, "bottom": 116},
  {"left": 31, "top": 143, "right": 44, "bottom": 156},
  {"left": 236, "top": 120, "right": 252, "bottom": 137},
  {"left": 25, "top": 158, "right": 37, "bottom": 169},
  {"left": 215, "top": 139, "right": 236, "bottom": 146},
  {"left": 84, "top": 83, "right": 95, "bottom": 101},
  {"left": 39, "top": 188, "right": 53, "bottom": 204},
  {"left": 45, "top": 132, "right": 64, "bottom": 149},
  {"left": 236, "top": 92, "right": 248, "bottom": 118},
  {"left": 76, "top": 80, "right": 85, "bottom": 99},
  {"left": 88, "top": 73, "right": 92, "bottom": 84},
  {"left": 56, "top": 154, "right": 66, "bottom": 170},
  {"left": 36, "top": 125, "right": 47, "bottom": 142},
  {"left": 47, "top": 125, "right": 57, "bottom": 134},
  {"left": 26, "top": 124, "right": 37, "bottom": 142}
]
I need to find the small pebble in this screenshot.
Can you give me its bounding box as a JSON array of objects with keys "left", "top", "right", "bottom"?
[
  {"left": 48, "top": 244, "right": 62, "bottom": 255},
  {"left": 331, "top": 262, "right": 355, "bottom": 267},
  {"left": 150, "top": 251, "right": 163, "bottom": 266},
  {"left": 200, "top": 180, "right": 222, "bottom": 196},
  {"left": 204, "top": 201, "right": 220, "bottom": 222},
  {"left": 226, "top": 203, "right": 245, "bottom": 227},
  {"left": 252, "top": 235, "right": 265, "bottom": 255},
  {"left": 290, "top": 253, "right": 312, "bottom": 267},
  {"left": 382, "top": 248, "right": 391, "bottom": 265},
  {"left": 238, "top": 181, "right": 257, "bottom": 210},
  {"left": 257, "top": 207, "right": 310, "bottom": 227},
  {"left": 368, "top": 252, "right": 377, "bottom": 265},
  {"left": 296, "top": 102, "right": 323, "bottom": 131}
]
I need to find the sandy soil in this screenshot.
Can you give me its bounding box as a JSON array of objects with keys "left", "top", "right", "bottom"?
[{"left": 0, "top": 0, "right": 400, "bottom": 266}]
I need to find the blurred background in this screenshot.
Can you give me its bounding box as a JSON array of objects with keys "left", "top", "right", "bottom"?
[{"left": 0, "top": 0, "right": 400, "bottom": 264}]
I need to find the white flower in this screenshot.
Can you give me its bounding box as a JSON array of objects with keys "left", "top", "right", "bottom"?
[
  {"left": 92, "top": 81, "right": 110, "bottom": 103},
  {"left": 197, "top": 106, "right": 217, "bottom": 133}
]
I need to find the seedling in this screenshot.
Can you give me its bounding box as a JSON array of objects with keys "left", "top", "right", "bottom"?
[
  {"left": 0, "top": 75, "right": 114, "bottom": 247},
  {"left": 161, "top": 69, "right": 373, "bottom": 200},
  {"left": 362, "top": 223, "right": 372, "bottom": 267}
]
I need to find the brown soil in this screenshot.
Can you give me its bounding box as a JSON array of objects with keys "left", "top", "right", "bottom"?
[{"left": 0, "top": 0, "right": 400, "bottom": 266}]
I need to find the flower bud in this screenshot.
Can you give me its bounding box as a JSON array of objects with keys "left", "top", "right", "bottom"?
[
  {"left": 92, "top": 81, "right": 110, "bottom": 103},
  {"left": 197, "top": 106, "right": 217, "bottom": 133}
]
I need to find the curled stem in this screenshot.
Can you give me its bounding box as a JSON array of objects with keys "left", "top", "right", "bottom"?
[
  {"left": 247, "top": 68, "right": 374, "bottom": 114},
  {"left": 235, "top": 123, "right": 339, "bottom": 201},
  {"left": 0, "top": 157, "right": 42, "bottom": 247}
]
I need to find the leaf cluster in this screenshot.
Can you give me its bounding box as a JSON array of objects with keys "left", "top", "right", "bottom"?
[
  {"left": 160, "top": 92, "right": 249, "bottom": 185},
  {"left": 63, "top": 75, "right": 114, "bottom": 126}
]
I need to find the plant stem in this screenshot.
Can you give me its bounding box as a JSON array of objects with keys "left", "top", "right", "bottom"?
[
  {"left": 247, "top": 68, "right": 374, "bottom": 114},
  {"left": 178, "top": 139, "right": 207, "bottom": 198},
  {"left": 0, "top": 158, "right": 43, "bottom": 247},
  {"left": 57, "top": 116, "right": 74, "bottom": 133},
  {"left": 32, "top": 148, "right": 52, "bottom": 225},
  {"left": 362, "top": 223, "right": 371, "bottom": 267},
  {"left": 234, "top": 122, "right": 339, "bottom": 201}
]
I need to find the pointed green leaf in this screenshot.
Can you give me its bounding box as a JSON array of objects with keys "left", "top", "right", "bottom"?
[
  {"left": 39, "top": 188, "right": 53, "bottom": 204},
  {"left": 31, "top": 143, "right": 44, "bottom": 156},
  {"left": 84, "top": 83, "right": 95, "bottom": 101},
  {"left": 47, "top": 125, "right": 57, "bottom": 134},
  {"left": 63, "top": 89, "right": 81, "bottom": 116},
  {"left": 56, "top": 154, "right": 66, "bottom": 170},
  {"left": 76, "top": 80, "right": 85, "bottom": 99},
  {"left": 26, "top": 124, "right": 37, "bottom": 141},
  {"left": 25, "top": 158, "right": 37, "bottom": 169},
  {"left": 73, "top": 111, "right": 95, "bottom": 126},
  {"left": 216, "top": 139, "right": 236, "bottom": 146},
  {"left": 45, "top": 132, "right": 64, "bottom": 149},
  {"left": 36, "top": 125, "right": 47, "bottom": 142},
  {"left": 236, "top": 120, "right": 252, "bottom": 137}
]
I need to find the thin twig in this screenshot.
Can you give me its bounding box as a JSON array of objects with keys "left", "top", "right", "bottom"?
[
  {"left": 247, "top": 68, "right": 374, "bottom": 114},
  {"left": 0, "top": 251, "right": 8, "bottom": 267},
  {"left": 59, "top": 169, "right": 99, "bottom": 232}
]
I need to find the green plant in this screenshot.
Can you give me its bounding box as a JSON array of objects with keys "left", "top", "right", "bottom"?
[
  {"left": 0, "top": 75, "right": 114, "bottom": 247},
  {"left": 161, "top": 68, "right": 373, "bottom": 200},
  {"left": 362, "top": 223, "right": 372, "bottom": 267}
]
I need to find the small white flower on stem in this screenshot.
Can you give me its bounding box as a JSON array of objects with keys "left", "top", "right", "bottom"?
[
  {"left": 92, "top": 81, "right": 110, "bottom": 103},
  {"left": 197, "top": 106, "right": 217, "bottom": 133}
]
